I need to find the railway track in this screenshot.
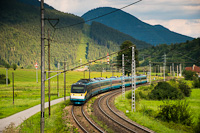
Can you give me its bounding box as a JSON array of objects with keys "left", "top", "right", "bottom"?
[
  {"left": 96, "top": 89, "right": 153, "bottom": 133},
  {"left": 71, "top": 81, "right": 167, "bottom": 132},
  {"left": 71, "top": 105, "right": 104, "bottom": 133}
]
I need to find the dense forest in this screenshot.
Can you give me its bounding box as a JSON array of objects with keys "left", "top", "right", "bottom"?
[
  {"left": 0, "top": 0, "right": 151, "bottom": 69},
  {"left": 82, "top": 7, "right": 194, "bottom": 45},
  {"left": 139, "top": 38, "right": 200, "bottom": 67},
  {"left": 90, "top": 22, "right": 150, "bottom": 49}
]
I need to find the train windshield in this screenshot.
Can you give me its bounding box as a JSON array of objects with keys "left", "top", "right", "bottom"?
[{"left": 71, "top": 86, "right": 85, "bottom": 93}]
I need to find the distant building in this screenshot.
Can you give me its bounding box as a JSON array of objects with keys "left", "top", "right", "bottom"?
[{"left": 185, "top": 64, "right": 200, "bottom": 77}]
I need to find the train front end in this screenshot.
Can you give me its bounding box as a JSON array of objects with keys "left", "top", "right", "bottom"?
[{"left": 70, "top": 83, "right": 87, "bottom": 105}]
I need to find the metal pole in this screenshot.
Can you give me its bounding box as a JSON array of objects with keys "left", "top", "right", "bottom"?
[
  {"left": 149, "top": 61, "right": 151, "bottom": 84},
  {"left": 132, "top": 47, "right": 136, "bottom": 112},
  {"left": 36, "top": 68, "right": 38, "bottom": 83},
  {"left": 170, "top": 66, "right": 171, "bottom": 76},
  {"left": 172, "top": 63, "right": 174, "bottom": 76},
  {"left": 177, "top": 65, "right": 179, "bottom": 78},
  {"left": 40, "top": 0, "right": 45, "bottom": 132},
  {"left": 48, "top": 29, "right": 51, "bottom": 116},
  {"left": 89, "top": 61, "right": 90, "bottom": 79},
  {"left": 12, "top": 72, "right": 14, "bottom": 104},
  {"left": 57, "top": 72, "right": 59, "bottom": 97},
  {"left": 64, "top": 61, "right": 66, "bottom": 101},
  {"left": 122, "top": 54, "right": 125, "bottom": 99},
  {"left": 163, "top": 54, "right": 166, "bottom": 81},
  {"left": 6, "top": 68, "right": 8, "bottom": 86}
]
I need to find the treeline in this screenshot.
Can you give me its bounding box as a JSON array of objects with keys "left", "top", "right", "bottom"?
[{"left": 139, "top": 38, "right": 200, "bottom": 67}]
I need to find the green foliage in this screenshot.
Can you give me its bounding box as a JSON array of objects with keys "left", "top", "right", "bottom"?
[
  {"left": 11, "top": 63, "right": 17, "bottom": 70},
  {"left": 193, "top": 77, "right": 200, "bottom": 88},
  {"left": 82, "top": 7, "right": 193, "bottom": 45},
  {"left": 117, "top": 40, "right": 139, "bottom": 75},
  {"left": 178, "top": 81, "right": 191, "bottom": 97},
  {"left": 139, "top": 38, "right": 200, "bottom": 67},
  {"left": 149, "top": 81, "right": 184, "bottom": 100},
  {"left": 157, "top": 100, "right": 193, "bottom": 126},
  {"left": 90, "top": 21, "right": 151, "bottom": 49},
  {"left": 5, "top": 63, "right": 10, "bottom": 69},
  {"left": 126, "top": 91, "right": 140, "bottom": 101},
  {"left": 194, "top": 115, "right": 200, "bottom": 133},
  {"left": 182, "top": 70, "right": 198, "bottom": 80},
  {"left": 0, "top": 74, "right": 10, "bottom": 84}
]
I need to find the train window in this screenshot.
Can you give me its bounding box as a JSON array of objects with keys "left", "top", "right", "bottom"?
[{"left": 71, "top": 86, "right": 85, "bottom": 93}]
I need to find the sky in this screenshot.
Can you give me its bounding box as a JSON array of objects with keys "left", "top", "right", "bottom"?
[{"left": 44, "top": 0, "right": 200, "bottom": 38}]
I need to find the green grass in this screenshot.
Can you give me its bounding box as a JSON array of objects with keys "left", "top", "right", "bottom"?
[
  {"left": 0, "top": 67, "right": 121, "bottom": 118},
  {"left": 115, "top": 88, "right": 200, "bottom": 132},
  {"left": 15, "top": 100, "right": 73, "bottom": 132}
]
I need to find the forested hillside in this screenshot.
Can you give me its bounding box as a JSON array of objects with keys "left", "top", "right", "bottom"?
[
  {"left": 82, "top": 7, "right": 194, "bottom": 45},
  {"left": 0, "top": 0, "right": 151, "bottom": 69},
  {"left": 139, "top": 38, "right": 200, "bottom": 67},
  {"left": 90, "top": 22, "right": 151, "bottom": 49}
]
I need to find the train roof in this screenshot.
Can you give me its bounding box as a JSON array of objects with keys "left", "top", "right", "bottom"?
[{"left": 72, "top": 75, "right": 147, "bottom": 86}]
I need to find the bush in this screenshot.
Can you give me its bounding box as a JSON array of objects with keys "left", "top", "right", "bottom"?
[
  {"left": 194, "top": 115, "right": 200, "bottom": 133},
  {"left": 182, "top": 70, "right": 198, "bottom": 80},
  {"left": 193, "top": 78, "right": 200, "bottom": 88},
  {"left": 157, "top": 100, "right": 193, "bottom": 126},
  {"left": 126, "top": 91, "right": 140, "bottom": 101},
  {"left": 178, "top": 81, "right": 191, "bottom": 97},
  {"left": 149, "top": 81, "right": 184, "bottom": 100},
  {"left": 11, "top": 63, "right": 17, "bottom": 70},
  {"left": 0, "top": 74, "right": 10, "bottom": 84}
]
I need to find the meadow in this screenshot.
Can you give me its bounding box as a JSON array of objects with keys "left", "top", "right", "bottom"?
[
  {"left": 115, "top": 85, "right": 200, "bottom": 133},
  {"left": 0, "top": 67, "right": 121, "bottom": 118}
]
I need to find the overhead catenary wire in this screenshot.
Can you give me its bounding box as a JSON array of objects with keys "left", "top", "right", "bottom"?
[
  {"left": 56, "top": 0, "right": 142, "bottom": 29},
  {"left": 49, "top": 0, "right": 142, "bottom": 42}
]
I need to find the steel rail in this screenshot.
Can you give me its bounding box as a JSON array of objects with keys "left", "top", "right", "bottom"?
[
  {"left": 98, "top": 90, "right": 137, "bottom": 133},
  {"left": 106, "top": 92, "right": 152, "bottom": 133},
  {"left": 71, "top": 105, "right": 88, "bottom": 133},
  {"left": 81, "top": 105, "right": 104, "bottom": 133}
]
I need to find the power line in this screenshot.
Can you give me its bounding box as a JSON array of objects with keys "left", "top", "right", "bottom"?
[{"left": 56, "top": 0, "right": 142, "bottom": 29}]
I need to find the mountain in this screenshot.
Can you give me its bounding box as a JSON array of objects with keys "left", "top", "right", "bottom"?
[
  {"left": 0, "top": 0, "right": 150, "bottom": 69},
  {"left": 82, "top": 7, "right": 194, "bottom": 45}
]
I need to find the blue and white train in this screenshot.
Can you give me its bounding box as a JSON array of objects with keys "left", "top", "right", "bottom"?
[{"left": 70, "top": 75, "right": 147, "bottom": 104}]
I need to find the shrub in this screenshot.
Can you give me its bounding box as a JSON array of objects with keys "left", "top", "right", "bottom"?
[
  {"left": 0, "top": 74, "right": 10, "bottom": 84},
  {"left": 12, "top": 63, "right": 17, "bottom": 70},
  {"left": 178, "top": 81, "right": 191, "bottom": 97},
  {"left": 182, "top": 70, "right": 198, "bottom": 80},
  {"left": 194, "top": 115, "right": 200, "bottom": 133},
  {"left": 193, "top": 78, "right": 200, "bottom": 88},
  {"left": 157, "top": 100, "right": 193, "bottom": 126},
  {"left": 126, "top": 91, "right": 140, "bottom": 101},
  {"left": 149, "top": 81, "right": 184, "bottom": 100}
]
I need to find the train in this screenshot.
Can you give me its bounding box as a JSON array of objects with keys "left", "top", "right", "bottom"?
[{"left": 70, "top": 75, "right": 147, "bottom": 104}]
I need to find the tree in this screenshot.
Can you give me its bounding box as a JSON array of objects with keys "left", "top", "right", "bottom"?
[
  {"left": 5, "top": 63, "right": 10, "bottom": 69},
  {"left": 117, "top": 40, "right": 139, "bottom": 75},
  {"left": 182, "top": 70, "right": 198, "bottom": 80},
  {"left": 12, "top": 63, "right": 17, "bottom": 70}
]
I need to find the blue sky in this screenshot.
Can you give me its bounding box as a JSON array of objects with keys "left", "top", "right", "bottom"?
[{"left": 45, "top": 0, "right": 200, "bottom": 38}]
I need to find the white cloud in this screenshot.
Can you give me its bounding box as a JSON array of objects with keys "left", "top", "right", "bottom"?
[{"left": 144, "top": 19, "right": 200, "bottom": 38}]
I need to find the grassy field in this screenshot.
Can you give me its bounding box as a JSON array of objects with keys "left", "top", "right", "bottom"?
[
  {"left": 0, "top": 67, "right": 121, "bottom": 118},
  {"left": 115, "top": 86, "right": 200, "bottom": 133}
]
